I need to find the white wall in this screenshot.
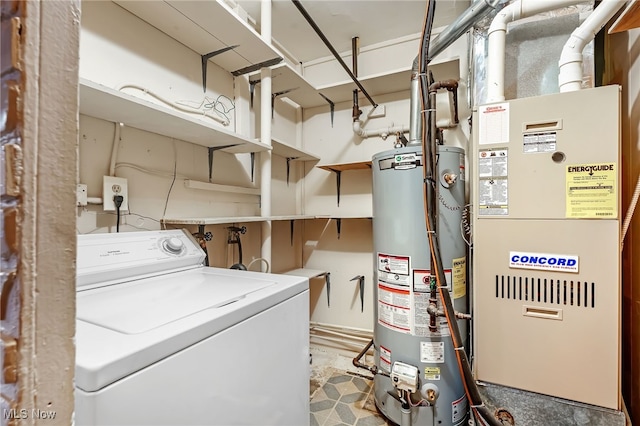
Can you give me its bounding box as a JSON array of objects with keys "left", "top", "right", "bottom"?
[
  {"left": 300, "top": 38, "right": 470, "bottom": 331},
  {"left": 77, "top": 1, "right": 300, "bottom": 273},
  {"left": 77, "top": 0, "right": 471, "bottom": 336}
]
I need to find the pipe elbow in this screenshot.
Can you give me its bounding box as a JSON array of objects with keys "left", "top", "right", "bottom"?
[
  {"left": 488, "top": 1, "right": 520, "bottom": 35},
  {"left": 353, "top": 120, "right": 367, "bottom": 138}
]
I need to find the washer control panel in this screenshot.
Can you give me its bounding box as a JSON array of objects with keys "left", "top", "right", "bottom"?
[
  {"left": 77, "top": 229, "right": 205, "bottom": 289},
  {"left": 160, "top": 236, "right": 186, "bottom": 255}
]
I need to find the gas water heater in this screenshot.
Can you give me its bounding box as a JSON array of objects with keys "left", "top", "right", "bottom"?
[
  {"left": 472, "top": 85, "right": 621, "bottom": 410},
  {"left": 372, "top": 145, "right": 469, "bottom": 425}
]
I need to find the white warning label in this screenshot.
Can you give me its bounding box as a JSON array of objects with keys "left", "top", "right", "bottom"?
[
  {"left": 378, "top": 283, "right": 411, "bottom": 333},
  {"left": 523, "top": 132, "right": 556, "bottom": 153},
  {"left": 452, "top": 394, "right": 468, "bottom": 425},
  {"left": 380, "top": 346, "right": 392, "bottom": 373},
  {"left": 478, "top": 149, "right": 508, "bottom": 215}
]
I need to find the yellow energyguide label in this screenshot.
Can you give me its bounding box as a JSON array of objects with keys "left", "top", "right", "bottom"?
[
  {"left": 452, "top": 257, "right": 466, "bottom": 299},
  {"left": 566, "top": 163, "right": 617, "bottom": 218}
]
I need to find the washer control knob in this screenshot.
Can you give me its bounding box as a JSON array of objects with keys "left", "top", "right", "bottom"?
[{"left": 162, "top": 237, "right": 184, "bottom": 254}]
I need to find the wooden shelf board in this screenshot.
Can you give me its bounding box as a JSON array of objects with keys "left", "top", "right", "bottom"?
[
  {"left": 79, "top": 79, "right": 269, "bottom": 154},
  {"left": 609, "top": 1, "right": 640, "bottom": 33},
  {"left": 317, "top": 161, "right": 372, "bottom": 172},
  {"left": 114, "top": 0, "right": 282, "bottom": 74}
]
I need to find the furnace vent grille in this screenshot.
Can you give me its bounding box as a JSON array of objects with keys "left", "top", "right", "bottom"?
[{"left": 495, "top": 275, "right": 595, "bottom": 308}]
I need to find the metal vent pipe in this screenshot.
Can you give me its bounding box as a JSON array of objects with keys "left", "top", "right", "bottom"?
[{"left": 409, "top": 0, "right": 505, "bottom": 146}]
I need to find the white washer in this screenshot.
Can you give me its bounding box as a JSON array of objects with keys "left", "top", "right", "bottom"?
[{"left": 75, "top": 229, "right": 310, "bottom": 425}]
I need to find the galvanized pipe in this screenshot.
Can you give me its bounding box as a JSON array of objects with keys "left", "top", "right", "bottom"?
[
  {"left": 409, "top": 0, "right": 505, "bottom": 146},
  {"left": 429, "top": 0, "right": 504, "bottom": 62}
]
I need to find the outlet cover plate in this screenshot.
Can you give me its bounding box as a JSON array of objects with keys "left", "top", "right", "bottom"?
[{"left": 103, "top": 176, "right": 129, "bottom": 212}]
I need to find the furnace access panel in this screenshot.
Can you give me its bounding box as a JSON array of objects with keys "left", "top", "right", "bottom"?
[{"left": 472, "top": 85, "right": 621, "bottom": 410}]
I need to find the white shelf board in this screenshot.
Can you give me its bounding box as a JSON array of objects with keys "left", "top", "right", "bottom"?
[
  {"left": 271, "top": 138, "right": 320, "bottom": 162},
  {"left": 264, "top": 63, "right": 327, "bottom": 108},
  {"left": 283, "top": 268, "right": 328, "bottom": 279},
  {"left": 161, "top": 215, "right": 326, "bottom": 225},
  {"left": 184, "top": 180, "right": 260, "bottom": 195},
  {"left": 79, "top": 79, "right": 269, "bottom": 154},
  {"left": 255, "top": 57, "right": 460, "bottom": 108},
  {"left": 113, "top": 0, "right": 282, "bottom": 74},
  {"left": 316, "top": 58, "right": 460, "bottom": 106}
]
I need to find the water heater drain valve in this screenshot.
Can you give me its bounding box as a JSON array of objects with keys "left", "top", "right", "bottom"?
[{"left": 390, "top": 362, "right": 419, "bottom": 393}]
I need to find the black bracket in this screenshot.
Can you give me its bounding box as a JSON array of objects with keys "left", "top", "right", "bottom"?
[
  {"left": 271, "top": 88, "right": 297, "bottom": 118},
  {"left": 325, "top": 272, "right": 331, "bottom": 307},
  {"left": 319, "top": 92, "right": 335, "bottom": 127},
  {"left": 201, "top": 45, "right": 238, "bottom": 92},
  {"left": 336, "top": 218, "right": 342, "bottom": 239},
  {"left": 250, "top": 152, "right": 255, "bottom": 183},
  {"left": 208, "top": 145, "right": 237, "bottom": 182},
  {"left": 286, "top": 157, "right": 299, "bottom": 186},
  {"left": 249, "top": 78, "right": 260, "bottom": 109},
  {"left": 350, "top": 275, "right": 365, "bottom": 312},
  {"left": 290, "top": 219, "right": 295, "bottom": 246},
  {"left": 231, "top": 57, "right": 283, "bottom": 77},
  {"left": 335, "top": 171, "right": 342, "bottom": 207}
]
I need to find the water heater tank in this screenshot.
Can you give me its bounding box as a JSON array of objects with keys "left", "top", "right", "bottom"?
[{"left": 372, "top": 145, "right": 468, "bottom": 425}]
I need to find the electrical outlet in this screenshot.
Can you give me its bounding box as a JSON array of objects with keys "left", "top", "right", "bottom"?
[
  {"left": 77, "top": 184, "right": 88, "bottom": 206},
  {"left": 103, "top": 176, "right": 129, "bottom": 212}
]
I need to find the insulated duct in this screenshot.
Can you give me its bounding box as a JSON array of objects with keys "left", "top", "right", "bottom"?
[
  {"left": 558, "top": 0, "right": 626, "bottom": 92},
  {"left": 486, "top": 0, "right": 584, "bottom": 103}
]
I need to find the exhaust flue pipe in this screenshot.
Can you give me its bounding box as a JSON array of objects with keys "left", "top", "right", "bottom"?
[{"left": 558, "top": 0, "right": 626, "bottom": 92}]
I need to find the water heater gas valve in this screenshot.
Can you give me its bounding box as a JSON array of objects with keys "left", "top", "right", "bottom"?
[{"left": 390, "top": 362, "right": 419, "bottom": 393}]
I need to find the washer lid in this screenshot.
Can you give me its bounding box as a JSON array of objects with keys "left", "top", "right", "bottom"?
[
  {"left": 77, "top": 269, "right": 273, "bottom": 334},
  {"left": 75, "top": 267, "right": 309, "bottom": 393}
]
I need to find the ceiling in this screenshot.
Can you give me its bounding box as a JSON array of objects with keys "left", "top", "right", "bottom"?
[{"left": 235, "top": 0, "right": 472, "bottom": 63}]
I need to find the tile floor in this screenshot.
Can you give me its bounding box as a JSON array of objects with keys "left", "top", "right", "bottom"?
[{"left": 309, "top": 347, "right": 393, "bottom": 426}]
